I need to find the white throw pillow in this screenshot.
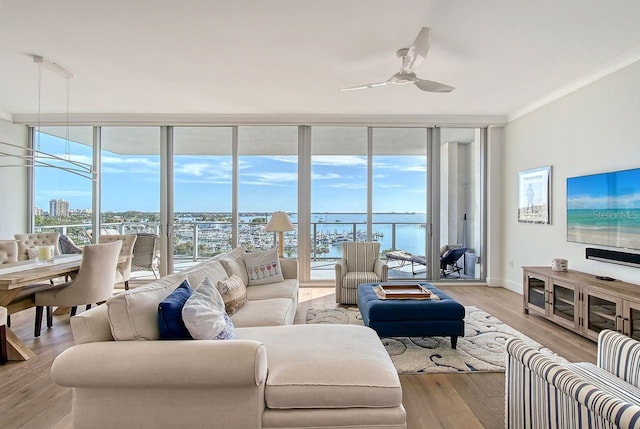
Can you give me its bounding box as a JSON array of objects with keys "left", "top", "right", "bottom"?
[
  {"left": 243, "top": 248, "right": 284, "bottom": 286},
  {"left": 182, "top": 277, "right": 236, "bottom": 340},
  {"left": 219, "top": 247, "right": 249, "bottom": 286}
]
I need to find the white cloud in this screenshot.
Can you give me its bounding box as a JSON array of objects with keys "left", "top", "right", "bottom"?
[
  {"left": 312, "top": 156, "right": 367, "bottom": 167},
  {"left": 568, "top": 192, "right": 640, "bottom": 209}
]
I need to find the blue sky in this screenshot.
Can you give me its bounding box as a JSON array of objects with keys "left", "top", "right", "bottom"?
[
  {"left": 35, "top": 133, "right": 427, "bottom": 214},
  {"left": 567, "top": 168, "right": 640, "bottom": 210}
]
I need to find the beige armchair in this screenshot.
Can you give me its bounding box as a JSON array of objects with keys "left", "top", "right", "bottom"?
[
  {"left": 14, "top": 233, "right": 60, "bottom": 261},
  {"left": 34, "top": 240, "right": 122, "bottom": 337},
  {"left": 99, "top": 234, "right": 137, "bottom": 290},
  {"left": 335, "top": 241, "right": 388, "bottom": 305}
]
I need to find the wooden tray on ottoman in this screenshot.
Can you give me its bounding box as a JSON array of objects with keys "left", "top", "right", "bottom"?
[{"left": 376, "top": 283, "right": 432, "bottom": 299}]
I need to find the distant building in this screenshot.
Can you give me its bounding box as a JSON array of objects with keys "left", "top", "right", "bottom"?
[
  {"left": 49, "top": 199, "right": 70, "bottom": 217},
  {"left": 34, "top": 207, "right": 44, "bottom": 216}
]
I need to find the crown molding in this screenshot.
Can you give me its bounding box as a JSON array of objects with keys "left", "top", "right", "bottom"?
[
  {"left": 508, "top": 46, "right": 640, "bottom": 122},
  {"left": 11, "top": 113, "right": 507, "bottom": 128}
]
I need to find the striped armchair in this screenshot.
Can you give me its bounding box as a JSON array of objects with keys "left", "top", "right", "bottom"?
[
  {"left": 506, "top": 330, "right": 640, "bottom": 429},
  {"left": 335, "top": 242, "right": 388, "bottom": 305}
]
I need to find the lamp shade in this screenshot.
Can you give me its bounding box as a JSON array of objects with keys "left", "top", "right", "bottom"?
[{"left": 265, "top": 211, "right": 294, "bottom": 232}]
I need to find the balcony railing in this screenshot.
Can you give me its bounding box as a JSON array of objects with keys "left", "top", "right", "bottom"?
[{"left": 35, "top": 220, "right": 427, "bottom": 263}]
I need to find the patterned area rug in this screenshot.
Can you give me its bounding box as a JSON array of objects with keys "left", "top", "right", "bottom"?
[{"left": 306, "top": 306, "right": 562, "bottom": 374}]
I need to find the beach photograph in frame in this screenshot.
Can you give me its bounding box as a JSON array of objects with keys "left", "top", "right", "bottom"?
[
  {"left": 567, "top": 167, "right": 640, "bottom": 250},
  {"left": 518, "top": 166, "right": 551, "bottom": 224}
]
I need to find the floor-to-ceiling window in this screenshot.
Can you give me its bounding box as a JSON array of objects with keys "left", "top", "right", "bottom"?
[
  {"left": 372, "top": 128, "right": 428, "bottom": 280},
  {"left": 238, "top": 126, "right": 298, "bottom": 254},
  {"left": 438, "top": 128, "right": 483, "bottom": 280},
  {"left": 173, "top": 127, "right": 233, "bottom": 264},
  {"left": 33, "top": 126, "right": 93, "bottom": 247},
  {"left": 310, "top": 126, "right": 368, "bottom": 280}
]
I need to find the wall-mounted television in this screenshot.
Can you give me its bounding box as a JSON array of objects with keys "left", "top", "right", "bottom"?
[{"left": 567, "top": 167, "right": 640, "bottom": 250}]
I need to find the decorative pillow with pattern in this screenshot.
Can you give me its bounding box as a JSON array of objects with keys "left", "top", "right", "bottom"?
[
  {"left": 216, "top": 274, "right": 247, "bottom": 315},
  {"left": 243, "top": 248, "right": 284, "bottom": 286},
  {"left": 182, "top": 277, "right": 236, "bottom": 340}
]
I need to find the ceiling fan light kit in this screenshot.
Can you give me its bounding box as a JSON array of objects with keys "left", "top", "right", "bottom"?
[{"left": 341, "top": 27, "right": 455, "bottom": 93}]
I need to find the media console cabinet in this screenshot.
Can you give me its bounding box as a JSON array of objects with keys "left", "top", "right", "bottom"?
[{"left": 523, "top": 266, "right": 640, "bottom": 342}]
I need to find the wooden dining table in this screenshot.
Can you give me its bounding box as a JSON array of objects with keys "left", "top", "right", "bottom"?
[{"left": 0, "top": 254, "right": 84, "bottom": 361}]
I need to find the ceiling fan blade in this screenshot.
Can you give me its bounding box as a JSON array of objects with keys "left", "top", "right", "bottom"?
[
  {"left": 414, "top": 78, "right": 454, "bottom": 93},
  {"left": 340, "top": 81, "right": 390, "bottom": 91},
  {"left": 404, "top": 27, "right": 432, "bottom": 70}
]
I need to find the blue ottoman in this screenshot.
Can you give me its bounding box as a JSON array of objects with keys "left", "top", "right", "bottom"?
[{"left": 357, "top": 282, "right": 465, "bottom": 349}]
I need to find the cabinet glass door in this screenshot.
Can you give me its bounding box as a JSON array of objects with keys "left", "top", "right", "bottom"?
[
  {"left": 624, "top": 301, "right": 640, "bottom": 341},
  {"left": 526, "top": 275, "right": 546, "bottom": 313},
  {"left": 586, "top": 292, "right": 620, "bottom": 339},
  {"left": 552, "top": 282, "right": 577, "bottom": 328}
]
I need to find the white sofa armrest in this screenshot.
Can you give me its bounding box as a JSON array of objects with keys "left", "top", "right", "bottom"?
[
  {"left": 374, "top": 259, "right": 388, "bottom": 282},
  {"left": 52, "top": 339, "right": 267, "bottom": 388},
  {"left": 279, "top": 258, "right": 298, "bottom": 280}
]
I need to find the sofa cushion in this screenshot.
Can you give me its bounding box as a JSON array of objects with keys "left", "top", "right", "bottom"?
[
  {"left": 244, "top": 249, "right": 284, "bottom": 286},
  {"left": 107, "top": 273, "right": 187, "bottom": 341},
  {"left": 236, "top": 324, "right": 402, "bottom": 409},
  {"left": 230, "top": 298, "right": 296, "bottom": 327},
  {"left": 184, "top": 260, "right": 229, "bottom": 292},
  {"left": 216, "top": 274, "right": 247, "bottom": 315},
  {"left": 182, "top": 277, "right": 236, "bottom": 340},
  {"left": 219, "top": 247, "right": 249, "bottom": 286},
  {"left": 157, "top": 280, "right": 193, "bottom": 339},
  {"left": 245, "top": 278, "right": 298, "bottom": 302}
]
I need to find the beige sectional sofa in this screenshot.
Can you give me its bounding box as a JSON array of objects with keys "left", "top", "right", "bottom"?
[{"left": 52, "top": 248, "right": 406, "bottom": 429}]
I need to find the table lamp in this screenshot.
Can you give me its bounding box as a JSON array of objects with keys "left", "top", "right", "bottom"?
[{"left": 265, "top": 211, "right": 294, "bottom": 258}]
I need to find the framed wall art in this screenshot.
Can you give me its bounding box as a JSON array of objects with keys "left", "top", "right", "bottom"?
[{"left": 518, "top": 166, "right": 551, "bottom": 224}]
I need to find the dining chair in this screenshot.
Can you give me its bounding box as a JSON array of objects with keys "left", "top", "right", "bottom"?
[
  {"left": 0, "top": 306, "right": 7, "bottom": 364},
  {"left": 34, "top": 240, "right": 122, "bottom": 337},
  {"left": 98, "top": 234, "right": 137, "bottom": 290},
  {"left": 0, "top": 240, "right": 19, "bottom": 265},
  {"left": 14, "top": 232, "right": 60, "bottom": 261}
]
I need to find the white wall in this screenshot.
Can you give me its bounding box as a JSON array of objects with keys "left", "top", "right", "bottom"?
[
  {"left": 0, "top": 118, "right": 28, "bottom": 238},
  {"left": 502, "top": 61, "right": 640, "bottom": 292}
]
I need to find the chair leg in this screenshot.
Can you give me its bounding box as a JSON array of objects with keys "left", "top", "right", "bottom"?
[
  {"left": 124, "top": 280, "right": 129, "bottom": 290},
  {"left": 46, "top": 306, "right": 53, "bottom": 328},
  {"left": 35, "top": 306, "right": 43, "bottom": 337},
  {"left": 70, "top": 306, "right": 77, "bottom": 317},
  {"left": 0, "top": 325, "right": 7, "bottom": 364},
  {"left": 6, "top": 314, "right": 10, "bottom": 328}
]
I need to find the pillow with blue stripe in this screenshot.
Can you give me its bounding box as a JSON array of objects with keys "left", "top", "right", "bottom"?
[{"left": 158, "top": 279, "right": 193, "bottom": 339}]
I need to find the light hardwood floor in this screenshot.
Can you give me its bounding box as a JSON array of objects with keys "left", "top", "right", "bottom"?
[{"left": 1, "top": 286, "right": 596, "bottom": 429}]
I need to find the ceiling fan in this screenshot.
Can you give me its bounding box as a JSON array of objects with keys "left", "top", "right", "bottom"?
[{"left": 341, "top": 27, "right": 454, "bottom": 93}]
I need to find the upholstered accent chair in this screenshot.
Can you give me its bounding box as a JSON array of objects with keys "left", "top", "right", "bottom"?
[
  {"left": 34, "top": 240, "right": 122, "bottom": 337},
  {"left": 14, "top": 232, "right": 60, "bottom": 261},
  {"left": 99, "top": 234, "right": 137, "bottom": 290},
  {"left": 0, "top": 240, "right": 19, "bottom": 265},
  {"left": 0, "top": 306, "right": 7, "bottom": 364},
  {"left": 131, "top": 233, "right": 160, "bottom": 279},
  {"left": 335, "top": 241, "right": 388, "bottom": 305}
]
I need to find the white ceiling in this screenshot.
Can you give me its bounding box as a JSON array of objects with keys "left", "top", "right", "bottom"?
[{"left": 1, "top": 0, "right": 640, "bottom": 124}]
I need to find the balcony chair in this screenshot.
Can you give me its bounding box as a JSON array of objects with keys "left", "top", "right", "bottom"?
[
  {"left": 131, "top": 233, "right": 160, "bottom": 279},
  {"left": 34, "top": 240, "right": 122, "bottom": 337},
  {"left": 59, "top": 234, "right": 83, "bottom": 254},
  {"left": 98, "top": 234, "right": 137, "bottom": 290},
  {"left": 440, "top": 246, "right": 468, "bottom": 278},
  {"left": 14, "top": 232, "right": 60, "bottom": 261},
  {"left": 335, "top": 241, "right": 388, "bottom": 305}
]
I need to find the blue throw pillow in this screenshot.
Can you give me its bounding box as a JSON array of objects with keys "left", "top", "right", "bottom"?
[{"left": 158, "top": 280, "right": 193, "bottom": 339}]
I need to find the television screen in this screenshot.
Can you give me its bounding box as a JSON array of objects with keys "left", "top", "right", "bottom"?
[{"left": 567, "top": 167, "right": 640, "bottom": 250}]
